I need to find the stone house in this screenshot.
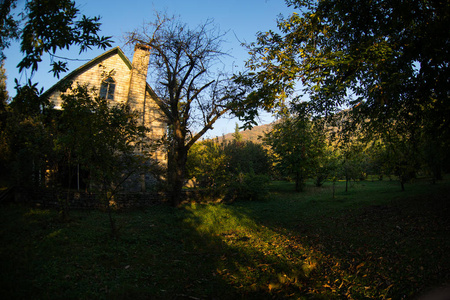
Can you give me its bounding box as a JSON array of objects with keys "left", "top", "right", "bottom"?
[{"left": 43, "top": 44, "right": 167, "bottom": 191}]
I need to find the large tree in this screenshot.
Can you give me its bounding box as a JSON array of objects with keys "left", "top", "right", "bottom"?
[
  {"left": 240, "top": 0, "right": 449, "bottom": 149},
  {"left": 126, "top": 14, "right": 246, "bottom": 206}
]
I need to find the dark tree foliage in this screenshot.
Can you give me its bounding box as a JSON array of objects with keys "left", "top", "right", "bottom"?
[
  {"left": 0, "top": 0, "right": 19, "bottom": 60},
  {"left": 56, "top": 84, "right": 149, "bottom": 190},
  {"left": 0, "top": 0, "right": 113, "bottom": 192},
  {"left": 55, "top": 84, "right": 149, "bottom": 228},
  {"left": 2, "top": 81, "right": 55, "bottom": 188},
  {"left": 1, "top": 0, "right": 112, "bottom": 77},
  {"left": 239, "top": 0, "right": 449, "bottom": 151}
]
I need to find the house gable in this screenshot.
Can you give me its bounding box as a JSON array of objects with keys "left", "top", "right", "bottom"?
[{"left": 43, "top": 47, "right": 133, "bottom": 109}]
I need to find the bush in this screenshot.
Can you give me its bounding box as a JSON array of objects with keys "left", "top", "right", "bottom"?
[
  {"left": 186, "top": 140, "right": 272, "bottom": 202},
  {"left": 226, "top": 172, "right": 270, "bottom": 202}
]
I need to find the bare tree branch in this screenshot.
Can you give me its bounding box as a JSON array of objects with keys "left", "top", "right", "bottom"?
[{"left": 125, "top": 12, "right": 245, "bottom": 206}]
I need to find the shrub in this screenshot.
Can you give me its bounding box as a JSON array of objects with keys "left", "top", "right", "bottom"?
[{"left": 226, "top": 172, "right": 270, "bottom": 202}]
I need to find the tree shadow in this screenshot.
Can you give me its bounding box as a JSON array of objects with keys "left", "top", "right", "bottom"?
[
  {"left": 179, "top": 180, "right": 450, "bottom": 299},
  {"left": 180, "top": 203, "right": 371, "bottom": 299}
]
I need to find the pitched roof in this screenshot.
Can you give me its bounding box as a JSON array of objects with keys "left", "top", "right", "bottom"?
[
  {"left": 41, "top": 46, "right": 167, "bottom": 118},
  {"left": 42, "top": 46, "right": 132, "bottom": 98}
]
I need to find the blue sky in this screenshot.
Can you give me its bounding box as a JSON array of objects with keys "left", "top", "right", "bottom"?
[{"left": 3, "top": 0, "right": 296, "bottom": 137}]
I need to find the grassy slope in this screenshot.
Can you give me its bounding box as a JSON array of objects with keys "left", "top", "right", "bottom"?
[{"left": 1, "top": 179, "right": 449, "bottom": 299}]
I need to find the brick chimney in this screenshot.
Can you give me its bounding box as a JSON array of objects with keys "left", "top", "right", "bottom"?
[
  {"left": 128, "top": 44, "right": 151, "bottom": 192},
  {"left": 127, "top": 44, "right": 151, "bottom": 118}
]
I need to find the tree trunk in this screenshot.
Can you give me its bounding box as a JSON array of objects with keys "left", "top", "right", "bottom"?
[
  {"left": 167, "top": 143, "right": 188, "bottom": 207},
  {"left": 400, "top": 177, "right": 405, "bottom": 191},
  {"left": 332, "top": 180, "right": 336, "bottom": 199},
  {"left": 105, "top": 190, "right": 118, "bottom": 239},
  {"left": 295, "top": 171, "right": 303, "bottom": 192}
]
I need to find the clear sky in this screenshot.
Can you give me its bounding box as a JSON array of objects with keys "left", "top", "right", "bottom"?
[{"left": 3, "top": 0, "right": 296, "bottom": 137}]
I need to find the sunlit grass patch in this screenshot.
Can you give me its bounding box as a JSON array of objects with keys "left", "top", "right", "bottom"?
[
  {"left": 23, "top": 208, "right": 52, "bottom": 217},
  {"left": 181, "top": 201, "right": 400, "bottom": 298}
]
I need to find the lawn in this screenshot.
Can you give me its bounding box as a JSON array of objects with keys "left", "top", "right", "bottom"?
[{"left": 1, "top": 178, "right": 449, "bottom": 299}]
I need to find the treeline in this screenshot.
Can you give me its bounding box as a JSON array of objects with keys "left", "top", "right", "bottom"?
[
  {"left": 265, "top": 107, "right": 450, "bottom": 193},
  {"left": 186, "top": 106, "right": 450, "bottom": 200}
]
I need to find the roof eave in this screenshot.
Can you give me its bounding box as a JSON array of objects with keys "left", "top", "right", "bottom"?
[{"left": 42, "top": 46, "right": 132, "bottom": 98}]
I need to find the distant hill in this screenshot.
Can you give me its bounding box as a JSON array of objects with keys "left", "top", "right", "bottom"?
[
  {"left": 208, "top": 110, "right": 350, "bottom": 144},
  {"left": 216, "top": 122, "right": 275, "bottom": 144}
]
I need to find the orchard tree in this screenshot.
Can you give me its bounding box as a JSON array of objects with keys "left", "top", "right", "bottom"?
[
  {"left": 331, "top": 110, "right": 420, "bottom": 191},
  {"left": 223, "top": 140, "right": 270, "bottom": 176},
  {"left": 186, "top": 141, "right": 227, "bottom": 189},
  {"left": 378, "top": 124, "right": 422, "bottom": 191},
  {"left": 126, "top": 14, "right": 246, "bottom": 206},
  {"left": 264, "top": 108, "right": 327, "bottom": 192},
  {"left": 312, "top": 144, "right": 335, "bottom": 187},
  {"left": 186, "top": 139, "right": 271, "bottom": 202}
]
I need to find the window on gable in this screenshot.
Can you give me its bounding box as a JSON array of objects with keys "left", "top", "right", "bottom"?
[{"left": 100, "top": 77, "right": 116, "bottom": 100}]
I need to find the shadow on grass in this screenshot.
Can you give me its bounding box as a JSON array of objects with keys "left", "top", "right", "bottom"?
[
  {"left": 1, "top": 178, "right": 449, "bottom": 299},
  {"left": 180, "top": 178, "right": 450, "bottom": 299},
  {"left": 181, "top": 202, "right": 385, "bottom": 299}
]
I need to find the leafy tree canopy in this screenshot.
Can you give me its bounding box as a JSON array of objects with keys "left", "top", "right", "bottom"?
[
  {"left": 239, "top": 0, "right": 449, "bottom": 137},
  {"left": 264, "top": 105, "right": 327, "bottom": 192}
]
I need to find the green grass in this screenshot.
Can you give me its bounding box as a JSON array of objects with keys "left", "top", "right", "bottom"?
[{"left": 1, "top": 178, "right": 449, "bottom": 299}]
